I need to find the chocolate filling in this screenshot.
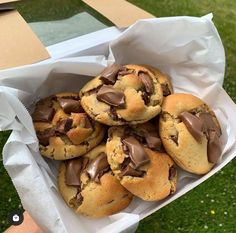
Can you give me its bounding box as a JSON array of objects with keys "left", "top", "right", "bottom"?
[
  {"left": 97, "top": 85, "right": 125, "bottom": 107},
  {"left": 37, "top": 128, "right": 55, "bottom": 146},
  {"left": 86, "top": 153, "right": 110, "bottom": 183},
  {"left": 170, "top": 135, "right": 178, "bottom": 145},
  {"left": 168, "top": 166, "right": 177, "bottom": 180},
  {"left": 58, "top": 98, "right": 84, "bottom": 114},
  {"left": 56, "top": 119, "right": 73, "bottom": 134},
  {"left": 32, "top": 106, "right": 55, "bottom": 122},
  {"left": 161, "top": 84, "right": 171, "bottom": 97},
  {"left": 100, "top": 64, "right": 121, "bottom": 85}
]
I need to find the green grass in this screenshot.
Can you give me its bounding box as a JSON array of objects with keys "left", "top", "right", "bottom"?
[{"left": 0, "top": 0, "right": 236, "bottom": 232}]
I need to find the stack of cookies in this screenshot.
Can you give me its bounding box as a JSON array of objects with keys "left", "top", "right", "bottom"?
[{"left": 31, "top": 64, "right": 222, "bottom": 218}]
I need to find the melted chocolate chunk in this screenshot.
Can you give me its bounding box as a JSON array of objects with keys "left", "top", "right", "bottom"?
[
  {"left": 139, "top": 72, "right": 154, "bottom": 94},
  {"left": 109, "top": 107, "right": 119, "bottom": 120},
  {"left": 118, "top": 67, "right": 134, "bottom": 76},
  {"left": 84, "top": 116, "right": 93, "bottom": 129},
  {"left": 56, "top": 119, "right": 73, "bottom": 134},
  {"left": 65, "top": 158, "right": 84, "bottom": 186},
  {"left": 141, "top": 91, "right": 150, "bottom": 105},
  {"left": 32, "top": 106, "right": 55, "bottom": 122},
  {"left": 58, "top": 98, "right": 84, "bottom": 114},
  {"left": 207, "top": 131, "right": 221, "bottom": 163},
  {"left": 168, "top": 166, "right": 177, "bottom": 180},
  {"left": 100, "top": 64, "right": 121, "bottom": 85},
  {"left": 145, "top": 133, "right": 162, "bottom": 151},
  {"left": 122, "top": 136, "right": 150, "bottom": 169},
  {"left": 97, "top": 85, "right": 125, "bottom": 107},
  {"left": 199, "top": 112, "right": 221, "bottom": 138},
  {"left": 37, "top": 129, "right": 55, "bottom": 146},
  {"left": 121, "top": 165, "right": 145, "bottom": 177},
  {"left": 76, "top": 192, "right": 83, "bottom": 204},
  {"left": 86, "top": 153, "right": 110, "bottom": 183},
  {"left": 161, "top": 84, "right": 171, "bottom": 96},
  {"left": 180, "top": 112, "right": 203, "bottom": 142}
]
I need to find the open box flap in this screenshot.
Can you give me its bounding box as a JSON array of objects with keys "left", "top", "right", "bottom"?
[{"left": 0, "top": 1, "right": 50, "bottom": 70}]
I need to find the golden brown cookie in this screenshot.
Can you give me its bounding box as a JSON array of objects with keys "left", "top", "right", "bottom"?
[
  {"left": 143, "top": 65, "right": 173, "bottom": 97},
  {"left": 32, "top": 92, "right": 106, "bottom": 160},
  {"left": 58, "top": 144, "right": 133, "bottom": 218},
  {"left": 79, "top": 64, "right": 163, "bottom": 125},
  {"left": 106, "top": 123, "right": 177, "bottom": 201},
  {"left": 159, "top": 93, "right": 222, "bottom": 174}
]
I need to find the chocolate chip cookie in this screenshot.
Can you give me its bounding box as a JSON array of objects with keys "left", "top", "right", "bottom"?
[
  {"left": 159, "top": 93, "right": 222, "bottom": 174},
  {"left": 32, "top": 92, "right": 106, "bottom": 160},
  {"left": 58, "top": 144, "right": 133, "bottom": 218},
  {"left": 79, "top": 64, "right": 163, "bottom": 125},
  {"left": 143, "top": 65, "right": 173, "bottom": 97},
  {"left": 106, "top": 123, "right": 177, "bottom": 201}
]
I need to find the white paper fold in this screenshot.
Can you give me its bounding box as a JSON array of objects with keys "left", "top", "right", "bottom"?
[{"left": 1, "top": 15, "right": 235, "bottom": 233}]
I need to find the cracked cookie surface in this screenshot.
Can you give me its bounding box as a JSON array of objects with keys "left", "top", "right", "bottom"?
[
  {"left": 159, "top": 93, "right": 222, "bottom": 174},
  {"left": 106, "top": 123, "right": 177, "bottom": 201},
  {"left": 32, "top": 92, "right": 106, "bottom": 160},
  {"left": 79, "top": 64, "right": 163, "bottom": 125},
  {"left": 58, "top": 144, "right": 133, "bottom": 218}
]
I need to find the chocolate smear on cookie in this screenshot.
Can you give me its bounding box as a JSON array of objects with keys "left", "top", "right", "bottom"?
[
  {"left": 180, "top": 112, "right": 203, "bottom": 142},
  {"left": 86, "top": 153, "right": 110, "bottom": 183},
  {"left": 161, "top": 84, "right": 171, "bottom": 97},
  {"left": 97, "top": 85, "right": 125, "bottom": 107},
  {"left": 122, "top": 136, "right": 150, "bottom": 169},
  {"left": 65, "top": 158, "right": 84, "bottom": 186},
  {"left": 37, "top": 128, "right": 55, "bottom": 146},
  {"left": 139, "top": 72, "right": 154, "bottom": 94},
  {"left": 58, "top": 98, "right": 84, "bottom": 114},
  {"left": 100, "top": 64, "right": 121, "bottom": 85},
  {"left": 56, "top": 119, "right": 73, "bottom": 134}
]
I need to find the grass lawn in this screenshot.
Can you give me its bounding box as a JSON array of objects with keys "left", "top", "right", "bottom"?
[{"left": 0, "top": 0, "right": 235, "bottom": 232}]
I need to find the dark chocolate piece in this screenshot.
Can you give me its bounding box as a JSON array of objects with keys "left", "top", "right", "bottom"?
[
  {"left": 207, "top": 131, "right": 221, "bottom": 163},
  {"left": 56, "top": 119, "right": 73, "bottom": 134},
  {"left": 139, "top": 72, "right": 154, "bottom": 94},
  {"left": 180, "top": 112, "right": 203, "bottom": 142},
  {"left": 109, "top": 107, "right": 119, "bottom": 120},
  {"left": 86, "top": 153, "right": 110, "bottom": 182},
  {"left": 161, "top": 84, "right": 171, "bottom": 97},
  {"left": 118, "top": 67, "right": 134, "bottom": 76},
  {"left": 37, "top": 129, "right": 55, "bottom": 146},
  {"left": 100, "top": 64, "right": 121, "bottom": 85},
  {"left": 32, "top": 106, "right": 55, "bottom": 122},
  {"left": 168, "top": 166, "right": 177, "bottom": 180},
  {"left": 170, "top": 135, "right": 178, "bottom": 145},
  {"left": 121, "top": 165, "right": 145, "bottom": 177},
  {"left": 65, "top": 158, "right": 84, "bottom": 186},
  {"left": 96, "top": 85, "right": 125, "bottom": 107},
  {"left": 58, "top": 98, "right": 83, "bottom": 114},
  {"left": 84, "top": 116, "right": 93, "bottom": 129},
  {"left": 145, "top": 134, "right": 162, "bottom": 151},
  {"left": 122, "top": 136, "right": 150, "bottom": 169},
  {"left": 141, "top": 91, "right": 150, "bottom": 105},
  {"left": 199, "top": 112, "right": 221, "bottom": 137}
]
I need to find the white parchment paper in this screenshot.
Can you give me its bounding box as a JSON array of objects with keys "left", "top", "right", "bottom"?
[{"left": 1, "top": 14, "right": 236, "bottom": 233}]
